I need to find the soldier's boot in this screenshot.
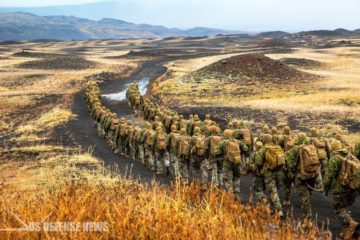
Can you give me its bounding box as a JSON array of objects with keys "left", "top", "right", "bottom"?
[
  {"left": 301, "top": 217, "right": 313, "bottom": 230},
  {"left": 342, "top": 220, "right": 360, "bottom": 240}
]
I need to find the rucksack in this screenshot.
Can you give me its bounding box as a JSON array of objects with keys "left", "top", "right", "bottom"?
[
  {"left": 284, "top": 134, "right": 297, "bottom": 151},
  {"left": 195, "top": 136, "right": 205, "bottom": 156},
  {"left": 165, "top": 115, "right": 172, "bottom": 128},
  {"left": 313, "top": 138, "right": 328, "bottom": 160},
  {"left": 146, "top": 130, "right": 155, "bottom": 146},
  {"left": 226, "top": 139, "right": 241, "bottom": 164},
  {"left": 135, "top": 96, "right": 141, "bottom": 105},
  {"left": 299, "top": 145, "right": 321, "bottom": 178},
  {"left": 120, "top": 123, "right": 127, "bottom": 137},
  {"left": 339, "top": 154, "right": 360, "bottom": 190},
  {"left": 241, "top": 129, "right": 252, "bottom": 146},
  {"left": 178, "top": 136, "right": 189, "bottom": 156},
  {"left": 156, "top": 133, "right": 166, "bottom": 150},
  {"left": 180, "top": 119, "right": 187, "bottom": 129},
  {"left": 265, "top": 145, "right": 285, "bottom": 170},
  {"left": 210, "top": 136, "right": 222, "bottom": 156}
]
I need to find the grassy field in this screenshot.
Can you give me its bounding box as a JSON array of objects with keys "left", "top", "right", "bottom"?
[
  {"left": 150, "top": 42, "right": 360, "bottom": 142},
  {"left": 0, "top": 37, "right": 356, "bottom": 238}
]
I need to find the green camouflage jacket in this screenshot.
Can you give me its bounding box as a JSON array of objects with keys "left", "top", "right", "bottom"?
[
  {"left": 214, "top": 139, "right": 248, "bottom": 167},
  {"left": 323, "top": 149, "right": 349, "bottom": 194},
  {"left": 255, "top": 145, "right": 284, "bottom": 177}
]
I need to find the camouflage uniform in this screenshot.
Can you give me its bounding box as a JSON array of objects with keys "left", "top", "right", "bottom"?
[
  {"left": 249, "top": 141, "right": 267, "bottom": 203},
  {"left": 233, "top": 127, "right": 253, "bottom": 174},
  {"left": 124, "top": 121, "right": 134, "bottom": 157},
  {"left": 189, "top": 115, "right": 202, "bottom": 136},
  {"left": 152, "top": 127, "right": 169, "bottom": 175},
  {"left": 255, "top": 134, "right": 284, "bottom": 215},
  {"left": 285, "top": 133, "right": 317, "bottom": 228},
  {"left": 355, "top": 141, "right": 360, "bottom": 160},
  {"left": 166, "top": 125, "right": 180, "bottom": 179},
  {"left": 205, "top": 125, "right": 223, "bottom": 187},
  {"left": 324, "top": 140, "right": 359, "bottom": 239},
  {"left": 188, "top": 127, "right": 209, "bottom": 187},
  {"left": 152, "top": 116, "right": 164, "bottom": 131},
  {"left": 282, "top": 126, "right": 295, "bottom": 206},
  {"left": 174, "top": 128, "right": 191, "bottom": 183},
  {"left": 115, "top": 118, "right": 129, "bottom": 155},
  {"left": 215, "top": 129, "right": 248, "bottom": 200},
  {"left": 131, "top": 123, "right": 143, "bottom": 161},
  {"left": 186, "top": 114, "right": 194, "bottom": 135},
  {"left": 141, "top": 122, "right": 156, "bottom": 170}
]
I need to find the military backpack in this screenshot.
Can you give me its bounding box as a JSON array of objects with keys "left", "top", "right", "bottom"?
[
  {"left": 339, "top": 154, "right": 360, "bottom": 190},
  {"left": 313, "top": 138, "right": 328, "bottom": 160},
  {"left": 194, "top": 136, "right": 206, "bottom": 156},
  {"left": 265, "top": 145, "right": 285, "bottom": 170},
  {"left": 178, "top": 136, "right": 189, "bottom": 156},
  {"left": 209, "top": 136, "right": 222, "bottom": 156},
  {"left": 284, "top": 134, "right": 297, "bottom": 151},
  {"left": 226, "top": 139, "right": 241, "bottom": 164},
  {"left": 299, "top": 144, "right": 321, "bottom": 178},
  {"left": 156, "top": 133, "right": 166, "bottom": 150},
  {"left": 145, "top": 130, "right": 155, "bottom": 146},
  {"left": 241, "top": 129, "right": 252, "bottom": 146}
]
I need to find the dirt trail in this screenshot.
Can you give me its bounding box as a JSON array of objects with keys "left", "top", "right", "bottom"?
[{"left": 69, "top": 57, "right": 359, "bottom": 236}]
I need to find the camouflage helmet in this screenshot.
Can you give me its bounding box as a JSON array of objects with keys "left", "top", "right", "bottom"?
[
  {"left": 156, "top": 126, "right": 163, "bottom": 133},
  {"left": 210, "top": 125, "right": 218, "bottom": 134},
  {"left": 310, "top": 127, "right": 318, "bottom": 137},
  {"left": 283, "top": 126, "right": 290, "bottom": 135},
  {"left": 194, "top": 127, "right": 201, "bottom": 135},
  {"left": 205, "top": 114, "right": 211, "bottom": 120},
  {"left": 179, "top": 114, "right": 184, "bottom": 119},
  {"left": 262, "top": 134, "right": 273, "bottom": 145},
  {"left": 298, "top": 132, "right": 307, "bottom": 142},
  {"left": 330, "top": 139, "right": 342, "bottom": 152},
  {"left": 180, "top": 128, "right": 186, "bottom": 135},
  {"left": 262, "top": 124, "right": 270, "bottom": 134},
  {"left": 127, "top": 120, "right": 132, "bottom": 125},
  {"left": 120, "top": 117, "right": 126, "bottom": 123},
  {"left": 271, "top": 127, "right": 278, "bottom": 135},
  {"left": 238, "top": 120, "right": 245, "bottom": 128},
  {"left": 145, "top": 121, "right": 151, "bottom": 129},
  {"left": 155, "top": 116, "right": 160, "bottom": 121},
  {"left": 194, "top": 114, "right": 200, "bottom": 121},
  {"left": 171, "top": 124, "right": 177, "bottom": 132},
  {"left": 255, "top": 141, "right": 263, "bottom": 150},
  {"left": 223, "top": 129, "right": 233, "bottom": 139},
  {"left": 335, "top": 133, "right": 344, "bottom": 142},
  {"left": 227, "top": 122, "right": 234, "bottom": 129}
]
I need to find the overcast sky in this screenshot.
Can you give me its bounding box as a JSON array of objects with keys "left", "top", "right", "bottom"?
[{"left": 0, "top": 0, "right": 359, "bottom": 32}]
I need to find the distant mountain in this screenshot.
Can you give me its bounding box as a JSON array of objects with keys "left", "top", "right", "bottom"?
[
  {"left": 0, "top": 1, "right": 128, "bottom": 20},
  {"left": 296, "top": 28, "right": 355, "bottom": 37},
  {"left": 0, "top": 12, "right": 242, "bottom": 41},
  {"left": 257, "top": 31, "right": 291, "bottom": 38}
]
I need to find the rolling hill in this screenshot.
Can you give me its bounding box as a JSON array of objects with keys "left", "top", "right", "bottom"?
[{"left": 0, "top": 12, "right": 242, "bottom": 41}]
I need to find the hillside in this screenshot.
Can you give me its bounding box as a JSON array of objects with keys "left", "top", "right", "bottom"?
[{"left": 0, "top": 12, "right": 241, "bottom": 41}]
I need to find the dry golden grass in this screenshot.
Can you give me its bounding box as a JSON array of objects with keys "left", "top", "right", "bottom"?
[
  {"left": 153, "top": 46, "right": 360, "bottom": 114},
  {"left": 0, "top": 176, "right": 329, "bottom": 239},
  {"left": 17, "top": 107, "right": 77, "bottom": 134}
]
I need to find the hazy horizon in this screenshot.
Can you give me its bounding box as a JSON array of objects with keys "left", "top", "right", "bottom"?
[{"left": 0, "top": 0, "right": 359, "bottom": 32}]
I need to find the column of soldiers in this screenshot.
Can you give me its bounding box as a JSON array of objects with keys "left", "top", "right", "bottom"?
[{"left": 86, "top": 80, "right": 360, "bottom": 239}]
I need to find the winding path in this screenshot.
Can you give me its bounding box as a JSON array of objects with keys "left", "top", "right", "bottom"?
[{"left": 69, "top": 56, "right": 359, "bottom": 236}]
